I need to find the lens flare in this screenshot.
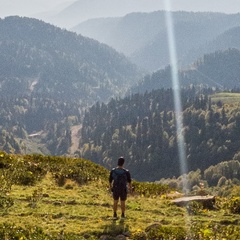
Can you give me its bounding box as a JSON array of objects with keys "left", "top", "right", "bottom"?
[{"left": 163, "top": 0, "right": 189, "bottom": 192}]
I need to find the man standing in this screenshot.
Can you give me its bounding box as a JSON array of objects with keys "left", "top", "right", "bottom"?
[{"left": 109, "top": 157, "right": 132, "bottom": 219}]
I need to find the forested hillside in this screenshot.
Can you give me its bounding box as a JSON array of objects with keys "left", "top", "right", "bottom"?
[
  {"left": 73, "top": 11, "right": 240, "bottom": 71},
  {"left": 182, "top": 26, "right": 240, "bottom": 66},
  {"left": 0, "top": 95, "right": 81, "bottom": 155},
  {"left": 1, "top": 16, "right": 240, "bottom": 183},
  {"left": 0, "top": 16, "right": 141, "bottom": 104},
  {"left": 2, "top": 44, "right": 240, "bottom": 179},
  {"left": 0, "top": 16, "right": 143, "bottom": 156},
  {"left": 80, "top": 87, "right": 240, "bottom": 181},
  {"left": 130, "top": 48, "right": 240, "bottom": 94}
]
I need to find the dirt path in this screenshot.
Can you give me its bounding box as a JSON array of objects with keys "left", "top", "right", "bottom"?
[{"left": 70, "top": 125, "right": 81, "bottom": 154}]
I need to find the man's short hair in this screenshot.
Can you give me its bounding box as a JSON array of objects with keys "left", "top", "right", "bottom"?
[{"left": 118, "top": 157, "right": 125, "bottom": 166}]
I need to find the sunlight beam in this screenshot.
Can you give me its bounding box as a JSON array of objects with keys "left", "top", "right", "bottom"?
[{"left": 163, "top": 0, "right": 189, "bottom": 192}]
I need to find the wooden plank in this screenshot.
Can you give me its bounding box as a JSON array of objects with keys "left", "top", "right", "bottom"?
[{"left": 172, "top": 195, "right": 216, "bottom": 209}]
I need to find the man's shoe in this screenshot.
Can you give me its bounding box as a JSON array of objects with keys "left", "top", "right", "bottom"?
[
  {"left": 121, "top": 213, "right": 126, "bottom": 219},
  {"left": 113, "top": 213, "right": 118, "bottom": 220}
]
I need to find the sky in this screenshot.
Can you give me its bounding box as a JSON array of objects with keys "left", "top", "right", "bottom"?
[
  {"left": 0, "top": 0, "right": 239, "bottom": 28},
  {"left": 0, "top": 0, "right": 73, "bottom": 18},
  {"left": 1, "top": 0, "right": 240, "bottom": 17}
]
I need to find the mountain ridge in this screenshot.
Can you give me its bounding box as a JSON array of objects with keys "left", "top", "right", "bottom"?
[
  {"left": 0, "top": 16, "right": 142, "bottom": 104},
  {"left": 130, "top": 48, "right": 240, "bottom": 94},
  {"left": 72, "top": 11, "right": 240, "bottom": 71}
]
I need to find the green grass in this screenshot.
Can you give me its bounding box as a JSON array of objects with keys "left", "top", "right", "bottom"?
[
  {"left": 211, "top": 92, "right": 240, "bottom": 104},
  {"left": 1, "top": 173, "right": 240, "bottom": 239},
  {"left": 0, "top": 153, "right": 240, "bottom": 239}
]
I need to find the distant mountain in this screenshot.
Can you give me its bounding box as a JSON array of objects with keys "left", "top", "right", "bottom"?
[
  {"left": 182, "top": 26, "right": 240, "bottom": 65},
  {"left": 72, "top": 12, "right": 166, "bottom": 57},
  {"left": 0, "top": 16, "right": 142, "bottom": 104},
  {"left": 72, "top": 11, "right": 240, "bottom": 71},
  {"left": 130, "top": 48, "right": 240, "bottom": 94},
  {"left": 44, "top": 0, "right": 240, "bottom": 29},
  {"left": 48, "top": 0, "right": 166, "bottom": 28}
]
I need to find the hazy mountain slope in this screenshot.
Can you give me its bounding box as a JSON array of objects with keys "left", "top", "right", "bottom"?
[
  {"left": 130, "top": 48, "right": 240, "bottom": 94},
  {"left": 72, "top": 11, "right": 166, "bottom": 56},
  {"left": 50, "top": 0, "right": 166, "bottom": 28},
  {"left": 73, "top": 11, "right": 240, "bottom": 71},
  {"left": 70, "top": 18, "right": 121, "bottom": 49},
  {"left": 0, "top": 16, "right": 142, "bottom": 104},
  {"left": 130, "top": 12, "right": 240, "bottom": 71},
  {"left": 182, "top": 26, "right": 240, "bottom": 65},
  {"left": 45, "top": 0, "right": 240, "bottom": 29}
]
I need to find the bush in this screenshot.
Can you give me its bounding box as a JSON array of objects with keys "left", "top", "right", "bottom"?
[
  {"left": 132, "top": 181, "right": 170, "bottom": 197},
  {"left": 0, "top": 196, "right": 14, "bottom": 209},
  {"left": 229, "top": 197, "right": 240, "bottom": 214},
  {"left": 145, "top": 224, "right": 186, "bottom": 240},
  {"left": 217, "top": 176, "right": 227, "bottom": 188},
  {"left": 0, "top": 224, "right": 47, "bottom": 239},
  {"left": 186, "top": 201, "right": 203, "bottom": 215},
  {"left": 132, "top": 231, "right": 147, "bottom": 240}
]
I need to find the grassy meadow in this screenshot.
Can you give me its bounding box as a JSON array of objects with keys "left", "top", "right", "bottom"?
[
  {"left": 0, "top": 153, "right": 240, "bottom": 239},
  {"left": 211, "top": 92, "right": 240, "bottom": 104}
]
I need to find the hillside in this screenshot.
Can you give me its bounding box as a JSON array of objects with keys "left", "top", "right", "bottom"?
[
  {"left": 47, "top": 0, "right": 240, "bottom": 29},
  {"left": 72, "top": 11, "right": 240, "bottom": 71},
  {"left": 2, "top": 48, "right": 240, "bottom": 177},
  {"left": 0, "top": 95, "right": 83, "bottom": 156},
  {"left": 2, "top": 16, "right": 240, "bottom": 184},
  {"left": 49, "top": 0, "right": 167, "bottom": 29},
  {"left": 0, "top": 16, "right": 142, "bottom": 104},
  {"left": 130, "top": 48, "right": 240, "bottom": 94},
  {"left": 1, "top": 43, "right": 240, "bottom": 179},
  {"left": 0, "top": 152, "right": 240, "bottom": 239},
  {"left": 0, "top": 16, "right": 144, "bottom": 157},
  {"left": 79, "top": 86, "right": 240, "bottom": 181},
  {"left": 182, "top": 26, "right": 240, "bottom": 65}
]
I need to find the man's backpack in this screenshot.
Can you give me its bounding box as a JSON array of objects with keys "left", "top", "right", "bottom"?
[{"left": 112, "top": 168, "right": 127, "bottom": 189}]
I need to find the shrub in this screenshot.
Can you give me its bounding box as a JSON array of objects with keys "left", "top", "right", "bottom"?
[
  {"left": 0, "top": 224, "right": 47, "bottom": 239},
  {"left": 229, "top": 197, "right": 240, "bottom": 214},
  {"left": 145, "top": 224, "right": 186, "bottom": 240},
  {"left": 217, "top": 176, "right": 227, "bottom": 188},
  {"left": 132, "top": 230, "right": 147, "bottom": 240},
  {"left": 0, "top": 196, "right": 14, "bottom": 209},
  {"left": 132, "top": 181, "right": 170, "bottom": 197},
  {"left": 17, "top": 170, "right": 36, "bottom": 185},
  {"left": 186, "top": 201, "right": 203, "bottom": 215}
]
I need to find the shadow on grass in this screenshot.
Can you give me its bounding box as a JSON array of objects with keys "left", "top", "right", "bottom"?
[{"left": 102, "top": 218, "right": 129, "bottom": 238}]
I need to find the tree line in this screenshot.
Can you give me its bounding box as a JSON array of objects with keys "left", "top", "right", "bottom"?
[
  {"left": 0, "top": 95, "right": 81, "bottom": 155},
  {"left": 80, "top": 86, "right": 240, "bottom": 181},
  {"left": 2, "top": 86, "right": 240, "bottom": 183}
]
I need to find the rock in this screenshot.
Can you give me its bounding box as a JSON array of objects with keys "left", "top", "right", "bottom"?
[
  {"left": 115, "top": 234, "right": 126, "bottom": 240},
  {"left": 172, "top": 195, "right": 216, "bottom": 209},
  {"left": 145, "top": 223, "right": 162, "bottom": 232},
  {"left": 66, "top": 200, "right": 77, "bottom": 205},
  {"left": 99, "top": 235, "right": 111, "bottom": 240},
  {"left": 123, "top": 231, "right": 131, "bottom": 237},
  {"left": 53, "top": 201, "right": 62, "bottom": 206},
  {"left": 132, "top": 231, "right": 147, "bottom": 240}
]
